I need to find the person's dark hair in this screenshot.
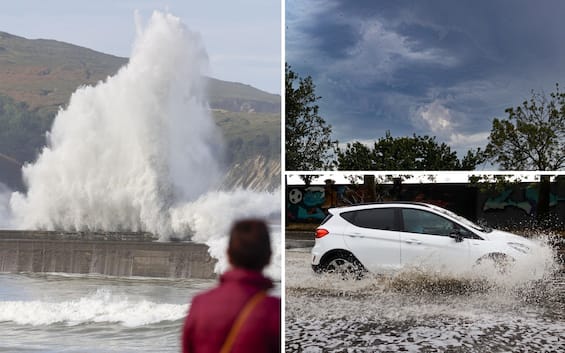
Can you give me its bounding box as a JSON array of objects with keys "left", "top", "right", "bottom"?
[{"left": 227, "top": 219, "right": 271, "bottom": 271}]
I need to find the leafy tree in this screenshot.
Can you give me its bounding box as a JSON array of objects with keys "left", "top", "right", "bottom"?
[
  {"left": 337, "top": 131, "right": 482, "bottom": 170},
  {"left": 285, "top": 64, "right": 336, "bottom": 170},
  {"left": 336, "top": 142, "right": 375, "bottom": 170},
  {"left": 485, "top": 86, "right": 565, "bottom": 223},
  {"left": 460, "top": 149, "right": 485, "bottom": 170},
  {"left": 485, "top": 85, "right": 565, "bottom": 170}
]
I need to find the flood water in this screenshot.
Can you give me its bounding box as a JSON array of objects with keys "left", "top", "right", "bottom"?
[{"left": 286, "top": 248, "right": 565, "bottom": 353}]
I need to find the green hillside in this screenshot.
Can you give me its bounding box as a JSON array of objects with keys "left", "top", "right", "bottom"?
[
  {"left": 0, "top": 31, "right": 280, "bottom": 114},
  {"left": 208, "top": 78, "right": 280, "bottom": 113},
  {"left": 0, "top": 31, "right": 280, "bottom": 191},
  {"left": 214, "top": 110, "right": 280, "bottom": 164},
  {"left": 0, "top": 31, "right": 126, "bottom": 115}
]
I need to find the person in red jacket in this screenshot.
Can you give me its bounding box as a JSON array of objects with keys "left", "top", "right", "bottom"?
[{"left": 181, "top": 219, "right": 281, "bottom": 353}]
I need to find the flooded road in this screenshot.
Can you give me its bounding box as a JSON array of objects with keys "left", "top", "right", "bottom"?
[{"left": 286, "top": 248, "right": 565, "bottom": 352}]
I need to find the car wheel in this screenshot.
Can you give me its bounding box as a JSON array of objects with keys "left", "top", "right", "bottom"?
[
  {"left": 476, "top": 253, "right": 514, "bottom": 274},
  {"left": 323, "top": 253, "right": 365, "bottom": 279}
]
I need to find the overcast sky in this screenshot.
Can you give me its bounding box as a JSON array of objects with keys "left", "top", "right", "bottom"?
[
  {"left": 286, "top": 0, "right": 565, "bottom": 155},
  {"left": 0, "top": 0, "right": 280, "bottom": 94}
]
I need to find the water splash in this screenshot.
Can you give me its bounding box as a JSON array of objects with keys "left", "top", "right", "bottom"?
[
  {"left": 7, "top": 11, "right": 281, "bottom": 277},
  {"left": 286, "top": 234, "right": 561, "bottom": 299},
  {"left": 170, "top": 188, "right": 281, "bottom": 277},
  {"left": 286, "top": 245, "right": 564, "bottom": 352},
  {"left": 0, "top": 183, "right": 12, "bottom": 228},
  {"left": 11, "top": 11, "right": 220, "bottom": 237}
]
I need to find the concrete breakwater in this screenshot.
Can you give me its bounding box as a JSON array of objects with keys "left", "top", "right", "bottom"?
[{"left": 0, "top": 230, "right": 216, "bottom": 279}]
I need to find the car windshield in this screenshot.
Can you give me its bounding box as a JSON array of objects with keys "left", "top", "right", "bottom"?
[{"left": 428, "top": 204, "right": 492, "bottom": 233}]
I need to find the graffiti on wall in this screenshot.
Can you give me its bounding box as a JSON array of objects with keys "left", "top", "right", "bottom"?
[
  {"left": 286, "top": 184, "right": 368, "bottom": 221},
  {"left": 287, "top": 186, "right": 327, "bottom": 221},
  {"left": 286, "top": 184, "right": 459, "bottom": 222},
  {"left": 483, "top": 185, "right": 565, "bottom": 214},
  {"left": 286, "top": 181, "right": 565, "bottom": 225}
]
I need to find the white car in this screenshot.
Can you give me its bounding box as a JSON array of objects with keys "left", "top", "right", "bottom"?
[{"left": 311, "top": 202, "right": 541, "bottom": 275}]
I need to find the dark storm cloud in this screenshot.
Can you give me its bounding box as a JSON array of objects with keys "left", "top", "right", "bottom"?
[
  {"left": 300, "top": 20, "right": 358, "bottom": 60},
  {"left": 286, "top": 0, "right": 565, "bottom": 154}
]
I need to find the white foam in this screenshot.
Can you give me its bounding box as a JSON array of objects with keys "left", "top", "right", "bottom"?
[
  {"left": 0, "top": 182, "right": 13, "bottom": 228},
  {"left": 170, "top": 188, "right": 281, "bottom": 279},
  {"left": 473, "top": 235, "right": 558, "bottom": 284},
  {"left": 286, "top": 242, "right": 560, "bottom": 298},
  {"left": 0, "top": 288, "right": 187, "bottom": 327},
  {"left": 10, "top": 11, "right": 221, "bottom": 237}
]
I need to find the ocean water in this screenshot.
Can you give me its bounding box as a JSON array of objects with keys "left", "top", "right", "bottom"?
[
  {"left": 286, "top": 248, "right": 565, "bottom": 353},
  {"left": 0, "top": 272, "right": 280, "bottom": 352},
  {"left": 0, "top": 273, "right": 209, "bottom": 352}
]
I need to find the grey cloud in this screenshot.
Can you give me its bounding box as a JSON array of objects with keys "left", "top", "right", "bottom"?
[{"left": 286, "top": 0, "right": 565, "bottom": 155}]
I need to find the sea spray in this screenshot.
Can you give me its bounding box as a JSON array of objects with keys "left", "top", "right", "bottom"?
[
  {"left": 11, "top": 11, "right": 220, "bottom": 236},
  {"left": 0, "top": 183, "right": 12, "bottom": 228},
  {"left": 8, "top": 11, "right": 281, "bottom": 277},
  {"left": 170, "top": 188, "right": 281, "bottom": 279}
]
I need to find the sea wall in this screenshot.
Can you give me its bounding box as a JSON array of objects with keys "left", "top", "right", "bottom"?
[{"left": 0, "top": 231, "right": 216, "bottom": 279}]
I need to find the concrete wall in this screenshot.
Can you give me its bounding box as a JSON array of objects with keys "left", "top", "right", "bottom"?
[{"left": 0, "top": 231, "right": 217, "bottom": 279}]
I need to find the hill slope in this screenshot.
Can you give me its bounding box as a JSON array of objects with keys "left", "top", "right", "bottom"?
[
  {"left": 0, "top": 31, "right": 279, "bottom": 114},
  {"left": 0, "top": 31, "right": 280, "bottom": 191},
  {"left": 0, "top": 31, "right": 126, "bottom": 115}
]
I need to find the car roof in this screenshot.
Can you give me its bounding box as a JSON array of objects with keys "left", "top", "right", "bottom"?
[{"left": 328, "top": 202, "right": 434, "bottom": 214}]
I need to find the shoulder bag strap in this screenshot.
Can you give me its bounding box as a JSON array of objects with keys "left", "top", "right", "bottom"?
[{"left": 219, "top": 290, "right": 267, "bottom": 353}]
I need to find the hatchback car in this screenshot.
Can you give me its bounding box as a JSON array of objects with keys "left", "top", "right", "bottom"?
[{"left": 311, "top": 202, "right": 540, "bottom": 275}]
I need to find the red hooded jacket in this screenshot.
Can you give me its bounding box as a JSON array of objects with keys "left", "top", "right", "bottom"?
[{"left": 181, "top": 268, "right": 280, "bottom": 353}]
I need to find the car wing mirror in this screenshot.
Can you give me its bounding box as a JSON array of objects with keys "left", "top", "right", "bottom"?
[{"left": 449, "top": 230, "right": 464, "bottom": 243}]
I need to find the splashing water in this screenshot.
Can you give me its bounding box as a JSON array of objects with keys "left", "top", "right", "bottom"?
[
  {"left": 0, "top": 183, "right": 13, "bottom": 228},
  {"left": 10, "top": 11, "right": 218, "bottom": 236},
  {"left": 287, "top": 232, "right": 561, "bottom": 296},
  {"left": 170, "top": 189, "right": 281, "bottom": 278},
  {"left": 286, "top": 244, "right": 564, "bottom": 352},
  {"left": 7, "top": 11, "right": 281, "bottom": 277}
]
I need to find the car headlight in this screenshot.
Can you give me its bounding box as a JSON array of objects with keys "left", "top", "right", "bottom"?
[{"left": 507, "top": 242, "right": 530, "bottom": 254}]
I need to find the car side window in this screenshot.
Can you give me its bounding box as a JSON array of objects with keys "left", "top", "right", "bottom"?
[
  {"left": 320, "top": 214, "right": 333, "bottom": 225},
  {"left": 341, "top": 208, "right": 396, "bottom": 231},
  {"left": 402, "top": 209, "right": 457, "bottom": 236}
]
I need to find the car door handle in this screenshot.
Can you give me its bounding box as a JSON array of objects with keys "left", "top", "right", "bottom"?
[{"left": 405, "top": 239, "right": 421, "bottom": 244}]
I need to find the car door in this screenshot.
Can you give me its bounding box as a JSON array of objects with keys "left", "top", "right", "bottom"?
[
  {"left": 341, "top": 207, "right": 401, "bottom": 272},
  {"left": 399, "top": 208, "right": 471, "bottom": 270}
]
